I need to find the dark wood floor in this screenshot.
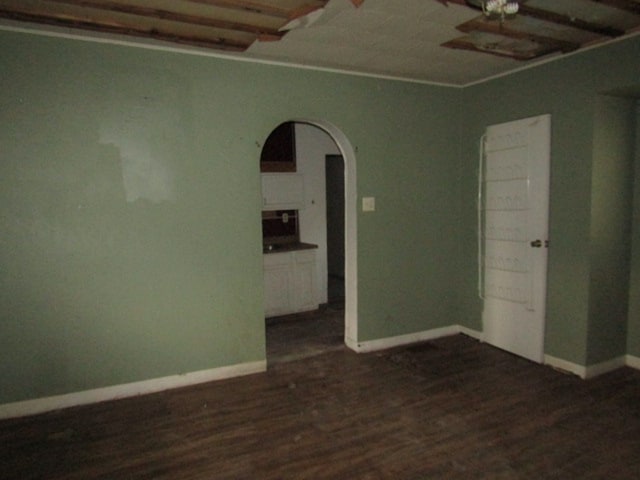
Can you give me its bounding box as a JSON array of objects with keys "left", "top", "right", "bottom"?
[
  {"left": 266, "top": 302, "right": 345, "bottom": 365},
  {"left": 2, "top": 313, "right": 640, "bottom": 479}
]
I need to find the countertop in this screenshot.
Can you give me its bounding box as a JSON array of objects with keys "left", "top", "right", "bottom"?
[{"left": 263, "top": 242, "right": 318, "bottom": 254}]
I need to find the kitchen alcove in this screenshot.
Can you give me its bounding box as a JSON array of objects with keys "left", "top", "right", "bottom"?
[{"left": 259, "top": 120, "right": 359, "bottom": 353}]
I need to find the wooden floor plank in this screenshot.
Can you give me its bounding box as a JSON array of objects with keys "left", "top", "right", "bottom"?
[{"left": 1, "top": 331, "right": 640, "bottom": 479}]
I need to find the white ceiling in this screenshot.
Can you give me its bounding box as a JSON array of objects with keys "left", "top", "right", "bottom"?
[
  {"left": 243, "top": 0, "right": 638, "bottom": 86},
  {"left": 1, "top": 0, "right": 638, "bottom": 87},
  {"left": 245, "top": 0, "right": 507, "bottom": 85}
]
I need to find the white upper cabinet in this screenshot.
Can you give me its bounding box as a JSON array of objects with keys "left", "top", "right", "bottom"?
[{"left": 261, "top": 173, "right": 305, "bottom": 210}]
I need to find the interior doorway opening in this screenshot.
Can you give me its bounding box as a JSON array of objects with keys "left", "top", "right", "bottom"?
[
  {"left": 261, "top": 119, "right": 358, "bottom": 364},
  {"left": 326, "top": 153, "right": 345, "bottom": 305}
]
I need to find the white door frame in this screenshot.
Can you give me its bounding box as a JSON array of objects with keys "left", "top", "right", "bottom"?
[{"left": 291, "top": 118, "right": 359, "bottom": 349}]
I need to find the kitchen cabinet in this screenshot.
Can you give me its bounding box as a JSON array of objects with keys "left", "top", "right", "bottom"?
[
  {"left": 263, "top": 254, "right": 291, "bottom": 316},
  {"left": 263, "top": 249, "right": 318, "bottom": 317},
  {"left": 261, "top": 173, "right": 304, "bottom": 210},
  {"left": 292, "top": 250, "right": 317, "bottom": 311}
]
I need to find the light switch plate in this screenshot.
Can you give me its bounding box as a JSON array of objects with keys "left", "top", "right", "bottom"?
[{"left": 362, "top": 196, "right": 375, "bottom": 212}]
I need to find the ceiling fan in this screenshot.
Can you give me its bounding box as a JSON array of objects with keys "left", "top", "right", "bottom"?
[
  {"left": 466, "top": 0, "right": 523, "bottom": 21},
  {"left": 437, "top": 0, "right": 525, "bottom": 22}
]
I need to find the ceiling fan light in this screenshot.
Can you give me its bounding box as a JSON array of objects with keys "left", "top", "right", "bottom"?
[
  {"left": 504, "top": 2, "right": 519, "bottom": 15},
  {"left": 481, "top": 0, "right": 519, "bottom": 19},
  {"left": 485, "top": 0, "right": 500, "bottom": 12}
]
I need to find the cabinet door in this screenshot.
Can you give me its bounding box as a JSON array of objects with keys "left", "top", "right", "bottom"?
[
  {"left": 263, "top": 250, "right": 318, "bottom": 317},
  {"left": 261, "top": 174, "right": 305, "bottom": 210},
  {"left": 293, "top": 251, "right": 317, "bottom": 312},
  {"left": 264, "top": 256, "right": 291, "bottom": 317}
]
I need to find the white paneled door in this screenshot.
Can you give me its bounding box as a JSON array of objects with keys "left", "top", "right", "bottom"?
[{"left": 480, "top": 114, "right": 551, "bottom": 363}]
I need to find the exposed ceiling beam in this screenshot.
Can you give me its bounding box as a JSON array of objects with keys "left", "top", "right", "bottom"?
[
  {"left": 0, "top": 7, "right": 250, "bottom": 51},
  {"left": 456, "top": 18, "right": 581, "bottom": 54},
  {"left": 444, "top": 0, "right": 640, "bottom": 16},
  {"left": 288, "top": 4, "right": 325, "bottom": 21},
  {"left": 441, "top": 0, "right": 629, "bottom": 37},
  {"left": 517, "top": 4, "right": 625, "bottom": 37},
  {"left": 43, "top": 0, "right": 282, "bottom": 37},
  {"left": 44, "top": 0, "right": 285, "bottom": 38},
  {"left": 587, "top": 0, "right": 640, "bottom": 15},
  {"left": 181, "top": 0, "right": 326, "bottom": 20},
  {"left": 181, "top": 0, "right": 288, "bottom": 19},
  {"left": 438, "top": 0, "right": 472, "bottom": 7},
  {"left": 442, "top": 36, "right": 557, "bottom": 60}
]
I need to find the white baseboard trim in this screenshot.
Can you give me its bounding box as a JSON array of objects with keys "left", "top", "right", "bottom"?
[
  {"left": 626, "top": 354, "right": 640, "bottom": 370},
  {"left": 0, "top": 360, "right": 266, "bottom": 420},
  {"left": 458, "top": 325, "right": 484, "bottom": 341},
  {"left": 544, "top": 354, "right": 587, "bottom": 378},
  {"left": 344, "top": 335, "right": 359, "bottom": 352},
  {"left": 350, "top": 325, "right": 461, "bottom": 353},
  {"left": 584, "top": 356, "right": 627, "bottom": 379},
  {"left": 545, "top": 354, "right": 629, "bottom": 379}
]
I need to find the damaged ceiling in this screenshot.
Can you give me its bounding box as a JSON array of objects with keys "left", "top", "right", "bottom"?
[{"left": 0, "top": 0, "right": 638, "bottom": 85}]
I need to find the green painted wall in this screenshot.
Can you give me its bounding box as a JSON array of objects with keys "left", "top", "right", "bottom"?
[
  {"left": 0, "top": 31, "right": 462, "bottom": 404},
  {"left": 459, "top": 37, "right": 640, "bottom": 366},
  {"left": 587, "top": 96, "right": 635, "bottom": 365},
  {"left": 628, "top": 102, "right": 640, "bottom": 359},
  {"left": 2, "top": 28, "right": 639, "bottom": 406}
]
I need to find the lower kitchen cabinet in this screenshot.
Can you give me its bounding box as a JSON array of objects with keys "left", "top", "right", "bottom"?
[{"left": 263, "top": 249, "right": 318, "bottom": 317}]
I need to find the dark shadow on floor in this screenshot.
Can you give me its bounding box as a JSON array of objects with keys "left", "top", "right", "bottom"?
[{"left": 266, "top": 300, "right": 345, "bottom": 365}]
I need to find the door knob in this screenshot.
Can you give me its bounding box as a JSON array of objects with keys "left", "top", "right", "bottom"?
[{"left": 530, "top": 239, "right": 542, "bottom": 248}]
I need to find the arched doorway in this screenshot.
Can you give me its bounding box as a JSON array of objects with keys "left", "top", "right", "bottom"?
[{"left": 260, "top": 119, "right": 358, "bottom": 357}]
